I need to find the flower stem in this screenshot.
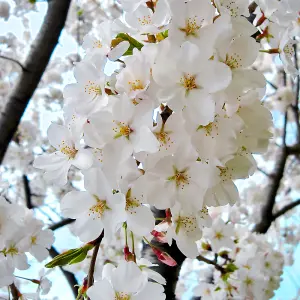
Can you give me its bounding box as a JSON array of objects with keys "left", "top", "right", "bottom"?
[{"left": 87, "top": 231, "right": 104, "bottom": 295}]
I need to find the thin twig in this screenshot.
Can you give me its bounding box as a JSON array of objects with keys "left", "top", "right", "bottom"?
[
  {"left": 0, "top": 55, "right": 27, "bottom": 72},
  {"left": 257, "top": 167, "right": 271, "bottom": 177},
  {"left": 87, "top": 231, "right": 104, "bottom": 291},
  {"left": 197, "top": 254, "right": 225, "bottom": 274},
  {"left": 272, "top": 199, "right": 300, "bottom": 220},
  {"left": 48, "top": 218, "right": 75, "bottom": 231},
  {"left": 266, "top": 80, "right": 278, "bottom": 90}
]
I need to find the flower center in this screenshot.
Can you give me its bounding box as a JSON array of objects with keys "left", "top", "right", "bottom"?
[
  {"left": 88, "top": 196, "right": 110, "bottom": 219},
  {"left": 214, "top": 231, "right": 224, "bottom": 240},
  {"left": 115, "top": 292, "right": 131, "bottom": 300},
  {"left": 217, "top": 166, "right": 232, "bottom": 181},
  {"left": 197, "top": 121, "right": 218, "bottom": 137},
  {"left": 31, "top": 236, "right": 37, "bottom": 245},
  {"left": 168, "top": 167, "right": 190, "bottom": 189},
  {"left": 128, "top": 79, "right": 145, "bottom": 91},
  {"left": 283, "top": 43, "right": 295, "bottom": 58},
  {"left": 113, "top": 121, "right": 133, "bottom": 139},
  {"left": 60, "top": 141, "right": 78, "bottom": 159},
  {"left": 180, "top": 73, "right": 197, "bottom": 94},
  {"left": 6, "top": 245, "right": 19, "bottom": 256},
  {"left": 154, "top": 130, "right": 173, "bottom": 150},
  {"left": 225, "top": 53, "right": 242, "bottom": 69},
  {"left": 93, "top": 40, "right": 103, "bottom": 48},
  {"left": 138, "top": 15, "right": 152, "bottom": 26},
  {"left": 84, "top": 80, "right": 102, "bottom": 98},
  {"left": 179, "top": 17, "right": 201, "bottom": 37},
  {"left": 223, "top": 2, "right": 239, "bottom": 17},
  {"left": 125, "top": 189, "right": 141, "bottom": 212},
  {"left": 175, "top": 215, "right": 197, "bottom": 234}
]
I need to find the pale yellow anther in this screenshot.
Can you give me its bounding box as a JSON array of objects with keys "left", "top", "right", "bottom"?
[
  {"left": 179, "top": 17, "right": 201, "bottom": 37},
  {"left": 88, "top": 196, "right": 110, "bottom": 219},
  {"left": 138, "top": 15, "right": 152, "bottom": 26},
  {"left": 60, "top": 140, "right": 78, "bottom": 159},
  {"left": 128, "top": 79, "right": 144, "bottom": 91}
]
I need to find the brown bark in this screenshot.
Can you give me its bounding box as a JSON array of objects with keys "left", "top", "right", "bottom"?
[{"left": 0, "top": 0, "right": 72, "bottom": 164}]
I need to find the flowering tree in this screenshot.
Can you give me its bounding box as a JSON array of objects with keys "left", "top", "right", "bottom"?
[{"left": 0, "top": 0, "right": 300, "bottom": 299}]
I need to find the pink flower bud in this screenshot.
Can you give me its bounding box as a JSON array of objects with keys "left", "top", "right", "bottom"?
[{"left": 152, "top": 247, "right": 177, "bottom": 266}]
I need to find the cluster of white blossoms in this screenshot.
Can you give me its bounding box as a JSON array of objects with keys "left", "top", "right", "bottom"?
[
  {"left": 192, "top": 215, "right": 284, "bottom": 300},
  {"left": 0, "top": 197, "right": 54, "bottom": 297},
  {"left": 27, "top": 0, "right": 299, "bottom": 298}
]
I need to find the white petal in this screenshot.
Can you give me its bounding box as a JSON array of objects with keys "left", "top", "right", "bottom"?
[
  {"left": 108, "top": 41, "right": 130, "bottom": 61},
  {"left": 72, "top": 149, "right": 93, "bottom": 170},
  {"left": 87, "top": 279, "right": 114, "bottom": 300},
  {"left": 127, "top": 205, "right": 155, "bottom": 237}
]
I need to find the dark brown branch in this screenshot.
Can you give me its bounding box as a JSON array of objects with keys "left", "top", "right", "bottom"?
[
  {"left": 49, "top": 247, "right": 79, "bottom": 298},
  {"left": 0, "top": 55, "right": 27, "bottom": 72},
  {"left": 292, "top": 42, "right": 300, "bottom": 144},
  {"left": 9, "top": 283, "right": 19, "bottom": 300},
  {"left": 248, "top": 1, "right": 258, "bottom": 14},
  {"left": 23, "top": 175, "right": 34, "bottom": 209},
  {"left": 272, "top": 199, "right": 300, "bottom": 220},
  {"left": 197, "top": 254, "right": 225, "bottom": 274},
  {"left": 253, "top": 111, "right": 288, "bottom": 233},
  {"left": 87, "top": 231, "right": 104, "bottom": 290},
  {"left": 0, "top": 0, "right": 72, "bottom": 164},
  {"left": 48, "top": 218, "right": 75, "bottom": 231}
]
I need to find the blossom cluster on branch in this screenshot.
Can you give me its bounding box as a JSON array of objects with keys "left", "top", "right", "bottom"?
[{"left": 0, "top": 0, "right": 299, "bottom": 299}]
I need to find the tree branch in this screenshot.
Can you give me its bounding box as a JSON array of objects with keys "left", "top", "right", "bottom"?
[
  {"left": 48, "top": 218, "right": 75, "bottom": 231},
  {"left": 0, "top": 0, "right": 72, "bottom": 164},
  {"left": 87, "top": 231, "right": 104, "bottom": 291},
  {"left": 272, "top": 199, "right": 300, "bottom": 220},
  {"left": 9, "top": 283, "right": 19, "bottom": 300},
  {"left": 253, "top": 110, "right": 288, "bottom": 233},
  {"left": 0, "top": 55, "right": 27, "bottom": 72},
  {"left": 197, "top": 254, "right": 225, "bottom": 274},
  {"left": 23, "top": 175, "right": 34, "bottom": 209},
  {"left": 292, "top": 42, "right": 300, "bottom": 144},
  {"left": 48, "top": 247, "right": 79, "bottom": 298}
]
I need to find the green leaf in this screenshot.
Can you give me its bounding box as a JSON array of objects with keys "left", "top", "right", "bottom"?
[
  {"left": 45, "top": 244, "right": 93, "bottom": 268},
  {"left": 224, "top": 263, "right": 238, "bottom": 273},
  {"left": 29, "top": 0, "right": 36, "bottom": 3},
  {"left": 77, "top": 9, "right": 84, "bottom": 17},
  {"left": 114, "top": 33, "right": 144, "bottom": 56}
]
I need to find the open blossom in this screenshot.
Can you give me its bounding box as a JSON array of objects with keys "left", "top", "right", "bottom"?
[
  {"left": 124, "top": 1, "right": 170, "bottom": 34},
  {"left": 165, "top": 203, "right": 212, "bottom": 258},
  {"left": 84, "top": 95, "right": 159, "bottom": 161},
  {"left": 82, "top": 20, "right": 130, "bottom": 62},
  {"left": 33, "top": 123, "right": 93, "bottom": 186},
  {"left": 61, "top": 167, "right": 126, "bottom": 242},
  {"left": 203, "top": 218, "right": 235, "bottom": 252},
  {"left": 153, "top": 41, "right": 231, "bottom": 125},
  {"left": 63, "top": 60, "right": 107, "bottom": 116},
  {"left": 144, "top": 147, "right": 213, "bottom": 211},
  {"left": 87, "top": 261, "right": 166, "bottom": 300}
]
